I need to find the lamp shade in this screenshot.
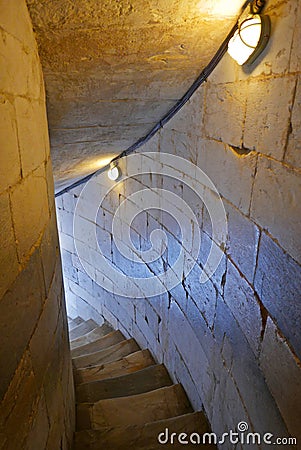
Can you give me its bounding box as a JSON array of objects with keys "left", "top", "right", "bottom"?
[{"left": 228, "top": 14, "right": 270, "bottom": 65}]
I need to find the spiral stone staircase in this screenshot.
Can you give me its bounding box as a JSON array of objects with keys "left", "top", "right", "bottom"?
[{"left": 68, "top": 317, "right": 216, "bottom": 449}]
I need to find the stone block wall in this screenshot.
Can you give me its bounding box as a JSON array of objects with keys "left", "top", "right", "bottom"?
[
  {"left": 57, "top": 0, "right": 301, "bottom": 447},
  {"left": 0, "top": 2, "right": 75, "bottom": 449}
]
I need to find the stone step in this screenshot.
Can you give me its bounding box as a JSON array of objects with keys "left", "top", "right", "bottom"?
[
  {"left": 69, "top": 319, "right": 98, "bottom": 341},
  {"left": 73, "top": 412, "right": 215, "bottom": 450},
  {"left": 68, "top": 320, "right": 77, "bottom": 331},
  {"left": 74, "top": 349, "right": 155, "bottom": 385},
  {"left": 72, "top": 339, "right": 140, "bottom": 370},
  {"left": 68, "top": 316, "right": 84, "bottom": 331},
  {"left": 76, "top": 364, "right": 172, "bottom": 403},
  {"left": 76, "top": 384, "right": 192, "bottom": 430},
  {"left": 71, "top": 331, "right": 125, "bottom": 358},
  {"left": 74, "top": 316, "right": 85, "bottom": 325},
  {"left": 71, "top": 323, "right": 114, "bottom": 349}
]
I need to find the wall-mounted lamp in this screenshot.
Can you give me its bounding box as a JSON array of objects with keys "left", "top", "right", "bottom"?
[
  {"left": 108, "top": 162, "right": 121, "bottom": 181},
  {"left": 227, "top": 14, "right": 270, "bottom": 65}
]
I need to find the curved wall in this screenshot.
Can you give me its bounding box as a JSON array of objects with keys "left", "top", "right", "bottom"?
[
  {"left": 57, "top": 0, "right": 301, "bottom": 447},
  {"left": 0, "top": 2, "right": 74, "bottom": 448}
]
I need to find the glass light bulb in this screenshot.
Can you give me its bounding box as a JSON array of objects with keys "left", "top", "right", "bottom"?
[
  {"left": 228, "top": 15, "right": 262, "bottom": 65},
  {"left": 108, "top": 165, "right": 120, "bottom": 181}
]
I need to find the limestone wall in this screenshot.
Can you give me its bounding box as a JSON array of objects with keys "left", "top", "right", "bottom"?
[
  {"left": 0, "top": 2, "right": 75, "bottom": 448},
  {"left": 57, "top": 0, "right": 301, "bottom": 447}
]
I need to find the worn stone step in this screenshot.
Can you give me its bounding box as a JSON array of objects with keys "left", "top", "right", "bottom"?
[
  {"left": 72, "top": 339, "right": 140, "bottom": 370},
  {"left": 76, "top": 384, "right": 192, "bottom": 430},
  {"left": 69, "top": 319, "right": 98, "bottom": 341},
  {"left": 68, "top": 316, "right": 84, "bottom": 331},
  {"left": 71, "top": 331, "right": 125, "bottom": 358},
  {"left": 76, "top": 364, "right": 172, "bottom": 403},
  {"left": 71, "top": 323, "right": 114, "bottom": 349},
  {"left": 74, "top": 349, "right": 155, "bottom": 385},
  {"left": 68, "top": 320, "right": 77, "bottom": 331},
  {"left": 73, "top": 412, "right": 216, "bottom": 449},
  {"left": 74, "top": 316, "right": 85, "bottom": 325}
]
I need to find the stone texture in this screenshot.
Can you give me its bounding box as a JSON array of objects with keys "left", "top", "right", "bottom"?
[
  {"left": 74, "top": 349, "right": 155, "bottom": 384},
  {"left": 211, "top": 368, "right": 250, "bottom": 443},
  {"left": 184, "top": 264, "right": 218, "bottom": 329},
  {"left": 60, "top": 229, "right": 75, "bottom": 253},
  {"left": 40, "top": 211, "right": 60, "bottom": 292},
  {"left": 59, "top": 209, "right": 74, "bottom": 237},
  {"left": 285, "top": 75, "right": 301, "bottom": 168},
  {"left": 14, "top": 98, "right": 48, "bottom": 177},
  {"left": 69, "top": 318, "right": 98, "bottom": 341},
  {"left": 45, "top": 161, "right": 56, "bottom": 204},
  {"left": 49, "top": 99, "right": 176, "bottom": 129},
  {"left": 289, "top": 0, "right": 301, "bottom": 73},
  {"left": 164, "top": 89, "right": 204, "bottom": 137},
  {"left": 0, "top": 0, "right": 37, "bottom": 49},
  {"left": 244, "top": 76, "right": 296, "bottom": 160},
  {"left": 25, "top": 393, "right": 49, "bottom": 450},
  {"left": 224, "top": 261, "right": 262, "bottom": 356},
  {"left": 10, "top": 165, "right": 49, "bottom": 262},
  {"left": 76, "top": 364, "right": 172, "bottom": 403},
  {"left": 225, "top": 201, "right": 260, "bottom": 284},
  {"left": 168, "top": 301, "right": 213, "bottom": 410},
  {"left": 86, "top": 384, "right": 192, "bottom": 430},
  {"left": 204, "top": 82, "right": 246, "bottom": 147},
  {"left": 68, "top": 282, "right": 103, "bottom": 325},
  {"left": 71, "top": 330, "right": 125, "bottom": 358},
  {"left": 197, "top": 232, "right": 227, "bottom": 294},
  {"left": 160, "top": 129, "right": 198, "bottom": 165},
  {"left": 61, "top": 250, "right": 79, "bottom": 285},
  {"left": 184, "top": 293, "right": 216, "bottom": 362},
  {"left": 197, "top": 139, "right": 257, "bottom": 214},
  {"left": 251, "top": 156, "right": 301, "bottom": 264},
  {"left": 73, "top": 339, "right": 140, "bottom": 369},
  {"left": 71, "top": 322, "right": 114, "bottom": 349},
  {"left": 69, "top": 316, "right": 85, "bottom": 330},
  {"left": 0, "top": 351, "right": 38, "bottom": 450},
  {"left": 254, "top": 232, "right": 301, "bottom": 360},
  {"left": 29, "top": 285, "right": 60, "bottom": 387},
  {"left": 0, "top": 32, "right": 33, "bottom": 97},
  {"left": 0, "top": 97, "right": 21, "bottom": 193},
  {"left": 45, "top": 422, "right": 63, "bottom": 450},
  {"left": 0, "top": 3, "right": 75, "bottom": 448},
  {"left": 0, "top": 249, "right": 44, "bottom": 401},
  {"left": 260, "top": 318, "right": 301, "bottom": 443},
  {"left": 74, "top": 412, "right": 214, "bottom": 450},
  {"left": 135, "top": 310, "right": 160, "bottom": 355},
  {"left": 0, "top": 191, "right": 19, "bottom": 299},
  {"left": 214, "top": 297, "right": 289, "bottom": 439}
]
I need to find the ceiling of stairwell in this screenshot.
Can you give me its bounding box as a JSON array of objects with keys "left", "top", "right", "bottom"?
[{"left": 27, "top": 0, "right": 243, "bottom": 190}]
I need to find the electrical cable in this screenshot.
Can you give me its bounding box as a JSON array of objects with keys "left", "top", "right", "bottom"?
[{"left": 55, "top": 0, "right": 254, "bottom": 198}]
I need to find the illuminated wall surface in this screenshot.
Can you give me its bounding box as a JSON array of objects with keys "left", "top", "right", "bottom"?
[
  {"left": 56, "top": 0, "right": 301, "bottom": 445},
  {"left": 0, "top": 2, "right": 75, "bottom": 449}
]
